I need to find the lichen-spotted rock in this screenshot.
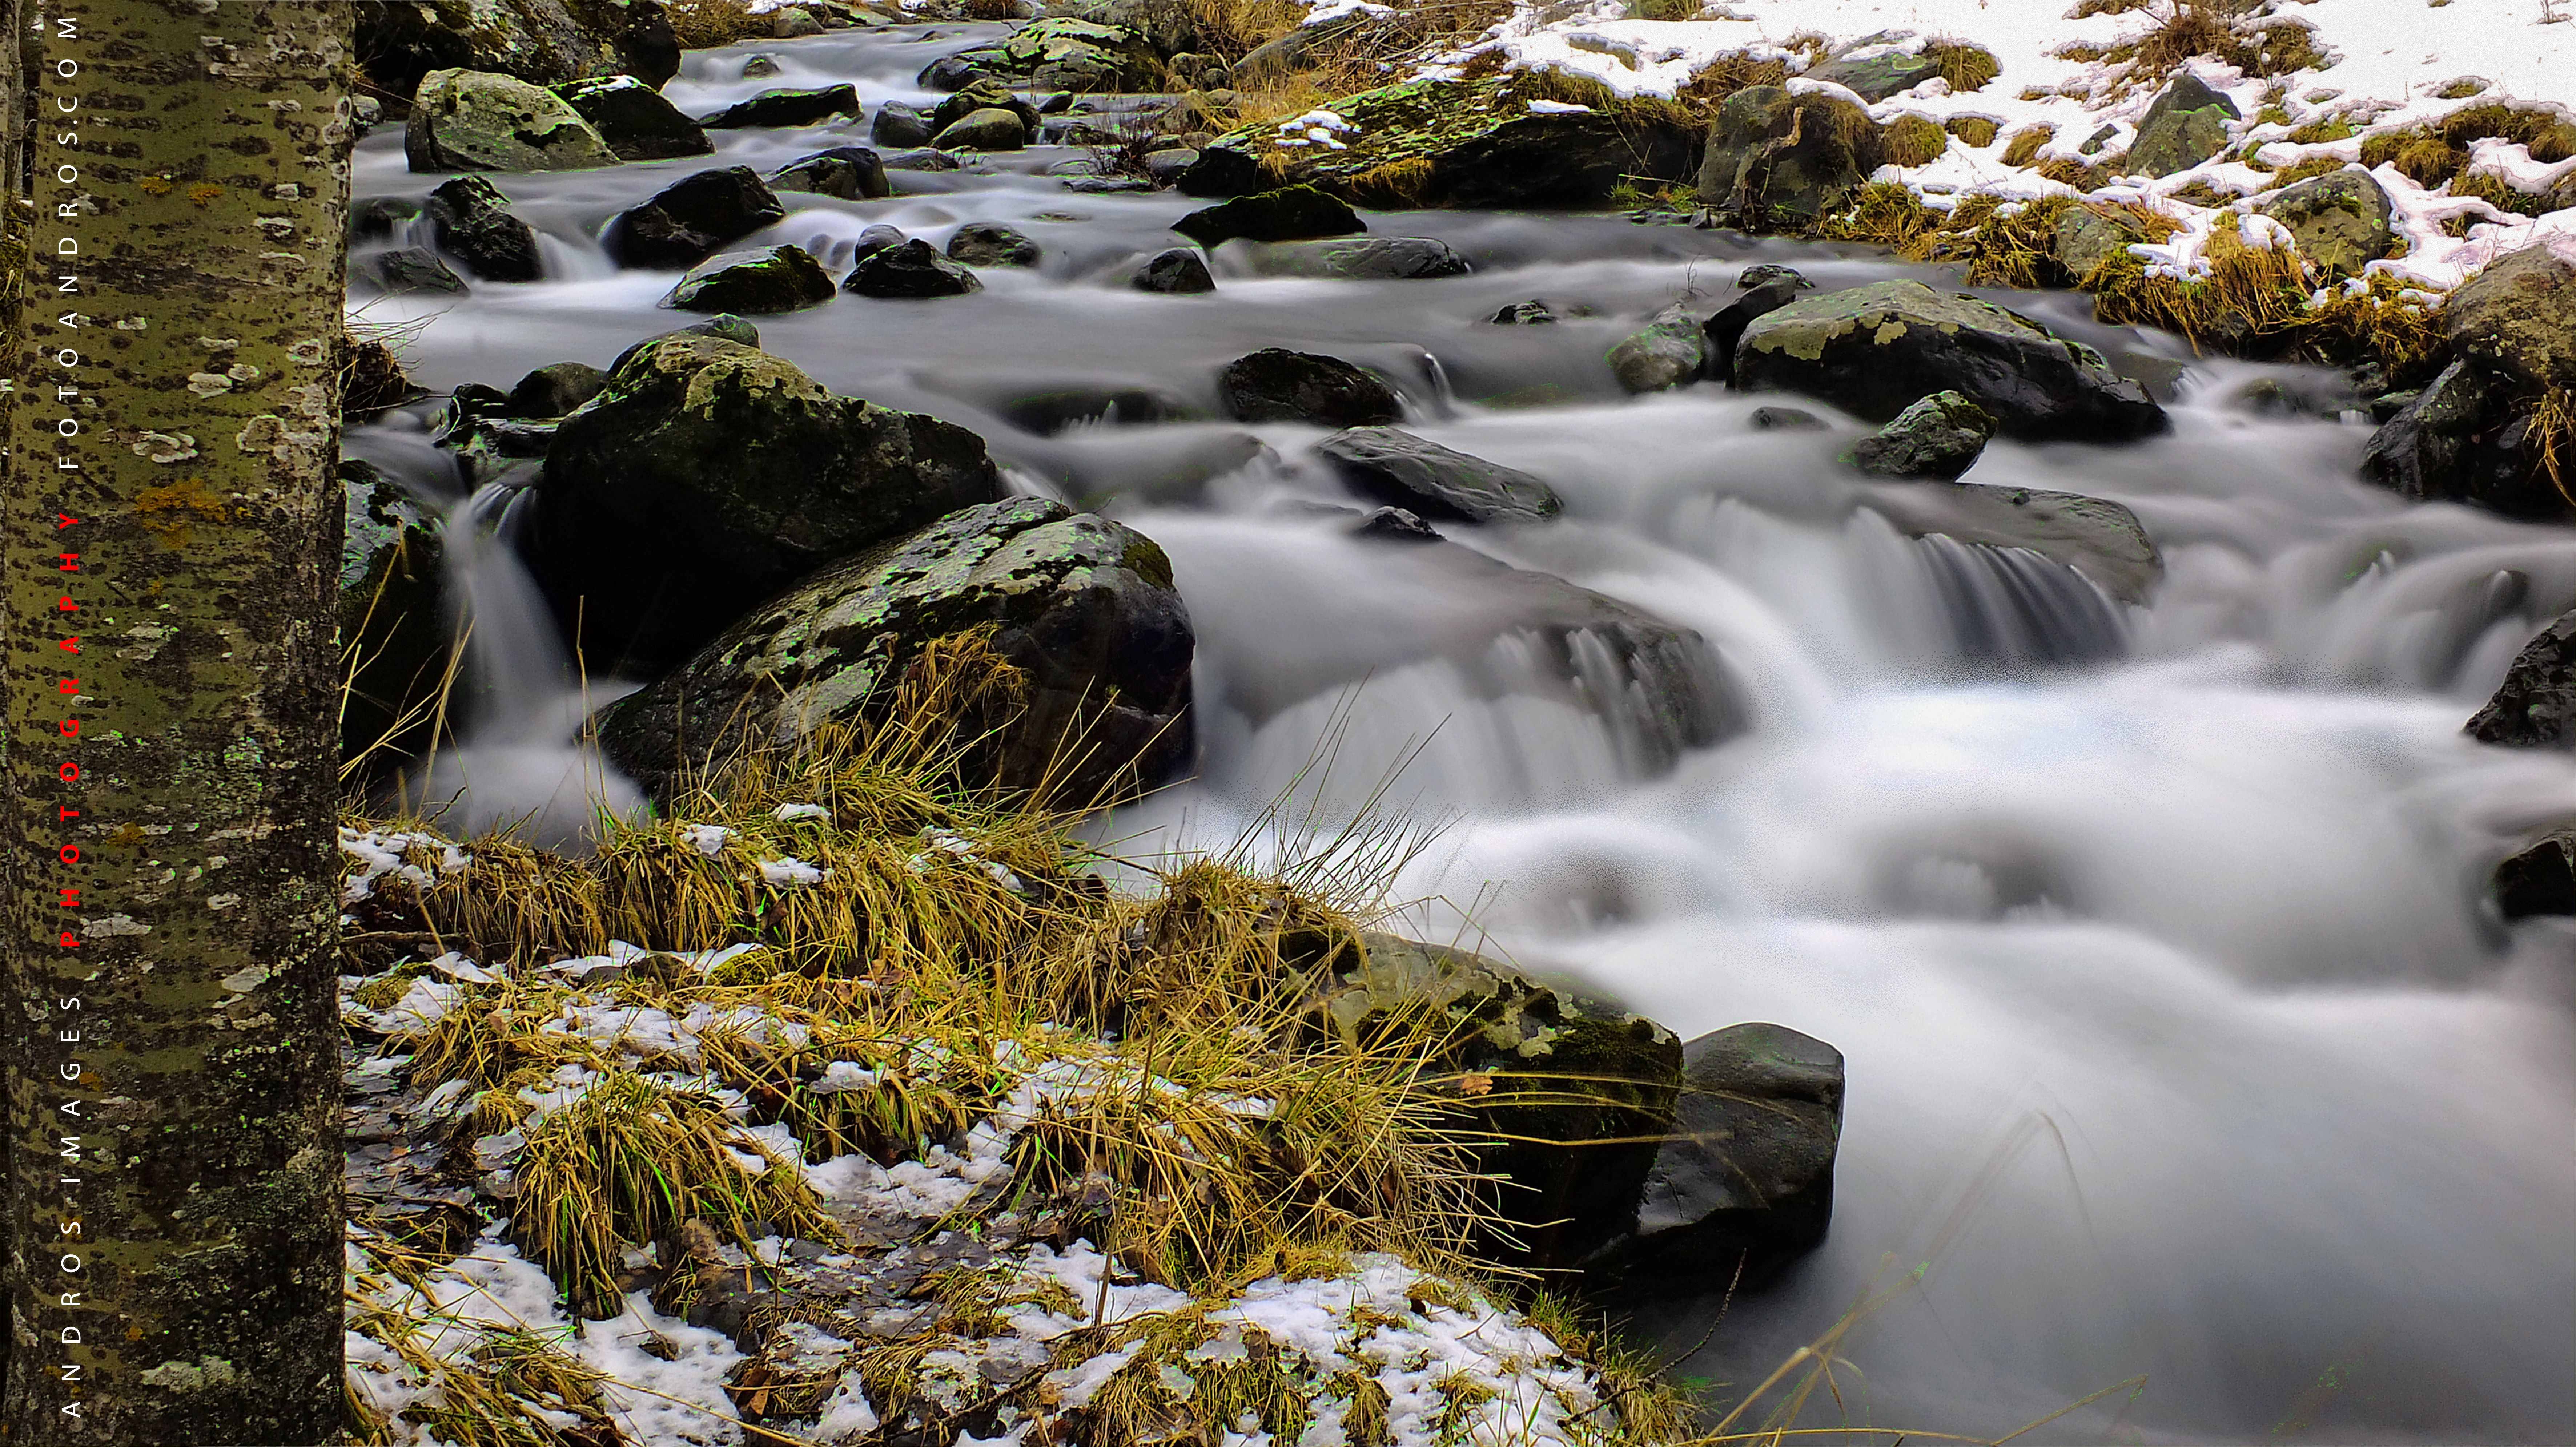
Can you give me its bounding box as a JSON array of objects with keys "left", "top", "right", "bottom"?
[
  {"left": 1733, "top": 279, "right": 2168, "bottom": 441},
  {"left": 535, "top": 332, "right": 1005, "bottom": 669},
  {"left": 597, "top": 497, "right": 1194, "bottom": 805},
  {"left": 405, "top": 67, "right": 622, "bottom": 173}
]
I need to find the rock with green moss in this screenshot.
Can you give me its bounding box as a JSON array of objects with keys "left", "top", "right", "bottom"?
[
  {"left": 1844, "top": 390, "right": 1998, "bottom": 479},
  {"left": 2053, "top": 204, "right": 2146, "bottom": 280},
  {"left": 1695, "top": 85, "right": 1880, "bottom": 231},
  {"left": 1299, "top": 931, "right": 1683, "bottom": 1269},
  {"left": 406, "top": 68, "right": 623, "bottom": 173},
  {"left": 662, "top": 245, "right": 837, "bottom": 314},
  {"left": 536, "top": 332, "right": 1006, "bottom": 668},
  {"left": 1805, "top": 49, "right": 1941, "bottom": 101},
  {"left": 697, "top": 84, "right": 862, "bottom": 129},
  {"left": 339, "top": 461, "right": 448, "bottom": 770},
  {"left": 2127, "top": 73, "right": 2238, "bottom": 178},
  {"left": 356, "top": 0, "right": 679, "bottom": 104},
  {"left": 1734, "top": 279, "right": 2168, "bottom": 441},
  {"left": 596, "top": 497, "right": 1194, "bottom": 804},
  {"left": 1173, "top": 184, "right": 1363, "bottom": 246},
  {"left": 2443, "top": 243, "right": 2576, "bottom": 392},
  {"left": 550, "top": 73, "right": 712, "bottom": 160},
  {"left": 930, "top": 78, "right": 1044, "bottom": 135},
  {"left": 2255, "top": 169, "right": 2392, "bottom": 280},
  {"left": 990, "top": 17, "right": 1162, "bottom": 93},
  {"left": 1180, "top": 77, "right": 1698, "bottom": 207},
  {"left": 1609, "top": 305, "right": 1708, "bottom": 393}
]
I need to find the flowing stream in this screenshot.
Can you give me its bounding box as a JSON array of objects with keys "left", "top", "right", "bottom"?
[{"left": 346, "top": 23, "right": 2576, "bottom": 1442}]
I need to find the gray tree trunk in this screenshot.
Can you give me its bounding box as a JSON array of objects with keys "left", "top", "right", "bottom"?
[{"left": 0, "top": 4, "right": 351, "bottom": 1441}]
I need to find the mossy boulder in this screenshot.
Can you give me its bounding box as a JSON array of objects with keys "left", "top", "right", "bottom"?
[
  {"left": 697, "top": 84, "right": 862, "bottom": 129},
  {"left": 1315, "top": 427, "right": 1563, "bottom": 524},
  {"left": 2054, "top": 204, "right": 2146, "bottom": 280},
  {"left": 2467, "top": 610, "right": 2575, "bottom": 749},
  {"left": 596, "top": 497, "right": 1195, "bottom": 805},
  {"left": 603, "top": 166, "right": 788, "bottom": 269},
  {"left": 1804, "top": 49, "right": 1941, "bottom": 102},
  {"left": 1845, "top": 390, "right": 1998, "bottom": 480},
  {"left": 934, "top": 108, "right": 1029, "bottom": 152},
  {"left": 2443, "top": 243, "right": 2576, "bottom": 392},
  {"left": 1172, "top": 184, "right": 1362, "bottom": 247},
  {"left": 946, "top": 223, "right": 1042, "bottom": 268},
  {"left": 1695, "top": 85, "right": 1881, "bottom": 232},
  {"left": 1181, "top": 77, "right": 1698, "bottom": 208},
  {"left": 991, "top": 17, "right": 1161, "bottom": 93},
  {"left": 405, "top": 68, "right": 623, "bottom": 173},
  {"left": 550, "top": 73, "right": 712, "bottom": 160},
  {"left": 426, "top": 176, "right": 543, "bottom": 282},
  {"left": 2255, "top": 169, "right": 2392, "bottom": 280},
  {"left": 534, "top": 332, "right": 1007, "bottom": 668},
  {"left": 2127, "top": 73, "right": 2238, "bottom": 178},
  {"left": 1734, "top": 279, "right": 2169, "bottom": 441},
  {"left": 929, "top": 79, "right": 1042, "bottom": 135},
  {"left": 339, "top": 460, "right": 449, "bottom": 770},
  {"left": 1609, "top": 305, "right": 1708, "bottom": 393},
  {"left": 354, "top": 246, "right": 470, "bottom": 295},
  {"left": 355, "top": 0, "right": 679, "bottom": 104},
  {"left": 1299, "top": 931, "right": 1684, "bottom": 1269},
  {"left": 662, "top": 245, "right": 837, "bottom": 314}
]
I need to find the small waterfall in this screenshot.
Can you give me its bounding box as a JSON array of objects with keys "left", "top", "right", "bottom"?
[{"left": 1913, "top": 533, "right": 2128, "bottom": 665}]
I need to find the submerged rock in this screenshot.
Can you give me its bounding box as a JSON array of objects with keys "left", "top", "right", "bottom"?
[
  {"left": 1491, "top": 299, "right": 1556, "bottom": 324},
  {"left": 597, "top": 497, "right": 1193, "bottom": 806},
  {"left": 535, "top": 331, "right": 1006, "bottom": 668},
  {"left": 2254, "top": 169, "right": 2392, "bottom": 281},
  {"left": 551, "top": 73, "right": 712, "bottom": 160},
  {"left": 843, "top": 239, "right": 985, "bottom": 298},
  {"left": 1845, "top": 390, "right": 1999, "bottom": 480},
  {"left": 2496, "top": 830, "right": 2576, "bottom": 918},
  {"left": 1218, "top": 349, "right": 1403, "bottom": 427},
  {"left": 1299, "top": 931, "right": 1684, "bottom": 1269},
  {"left": 603, "top": 166, "right": 788, "bottom": 269},
  {"left": 698, "top": 84, "right": 861, "bottom": 129},
  {"left": 2466, "top": 610, "right": 2576, "bottom": 748},
  {"left": 1315, "top": 427, "right": 1563, "bottom": 523},
  {"left": 1733, "top": 279, "right": 2168, "bottom": 441},
  {"left": 1133, "top": 247, "right": 1215, "bottom": 293},
  {"left": 2128, "top": 73, "right": 2239, "bottom": 178},
  {"left": 1244, "top": 236, "right": 1471, "bottom": 280},
  {"left": 1172, "top": 184, "right": 1363, "bottom": 246},
  {"left": 426, "top": 176, "right": 543, "bottom": 282},
  {"left": 767, "top": 146, "right": 892, "bottom": 201},
  {"left": 406, "top": 68, "right": 621, "bottom": 173},
  {"left": 663, "top": 245, "right": 837, "bottom": 314},
  {"left": 1696, "top": 85, "right": 1878, "bottom": 232}
]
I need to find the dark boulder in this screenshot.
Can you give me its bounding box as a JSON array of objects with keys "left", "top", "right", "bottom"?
[
  {"left": 996, "top": 386, "right": 1192, "bottom": 434},
  {"left": 1144, "top": 148, "right": 1199, "bottom": 186},
  {"left": 1218, "top": 349, "right": 1402, "bottom": 427},
  {"left": 1733, "top": 279, "right": 2169, "bottom": 441},
  {"left": 354, "top": 247, "right": 469, "bottom": 295},
  {"left": 506, "top": 360, "right": 606, "bottom": 418},
  {"left": 603, "top": 166, "right": 787, "bottom": 269},
  {"left": 551, "top": 73, "right": 712, "bottom": 160},
  {"left": 1353, "top": 506, "right": 1441, "bottom": 543},
  {"left": 1845, "top": 390, "right": 1999, "bottom": 480},
  {"left": 2128, "top": 73, "right": 2239, "bottom": 178},
  {"left": 1491, "top": 299, "right": 1556, "bottom": 324},
  {"left": 1243, "top": 236, "right": 1471, "bottom": 280},
  {"left": 2444, "top": 243, "right": 2576, "bottom": 392},
  {"left": 1582, "top": 1022, "right": 1844, "bottom": 1294},
  {"left": 841, "top": 239, "right": 985, "bottom": 299},
  {"left": 917, "top": 52, "right": 997, "bottom": 92},
  {"left": 354, "top": 0, "right": 679, "bottom": 105},
  {"left": 2496, "top": 830, "right": 2575, "bottom": 919},
  {"left": 351, "top": 195, "right": 425, "bottom": 243},
  {"left": 663, "top": 245, "right": 837, "bottom": 314},
  {"left": 339, "top": 459, "right": 449, "bottom": 769},
  {"left": 1701, "top": 271, "right": 1811, "bottom": 386},
  {"left": 1696, "top": 85, "right": 1880, "bottom": 232},
  {"left": 871, "top": 102, "right": 936, "bottom": 149},
  {"left": 2466, "top": 610, "right": 2575, "bottom": 748},
  {"left": 1317, "top": 427, "right": 1562, "bottom": 524},
  {"left": 852, "top": 224, "right": 908, "bottom": 263},
  {"left": 929, "top": 80, "right": 1042, "bottom": 135},
  {"left": 1133, "top": 247, "right": 1215, "bottom": 293},
  {"left": 2360, "top": 358, "right": 2568, "bottom": 519},
  {"left": 1298, "top": 931, "right": 1684, "bottom": 1269},
  {"left": 885, "top": 148, "right": 963, "bottom": 172},
  {"left": 697, "top": 84, "right": 861, "bottom": 129},
  {"left": 596, "top": 497, "right": 1193, "bottom": 806},
  {"left": 766, "top": 146, "right": 891, "bottom": 201},
  {"left": 945, "top": 222, "right": 1041, "bottom": 267},
  {"left": 534, "top": 331, "right": 1006, "bottom": 668},
  {"left": 427, "top": 175, "right": 543, "bottom": 282},
  {"left": 1172, "top": 184, "right": 1363, "bottom": 246}
]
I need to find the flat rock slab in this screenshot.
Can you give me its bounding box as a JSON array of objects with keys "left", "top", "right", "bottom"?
[
  {"left": 1317, "top": 426, "right": 1562, "bottom": 523},
  {"left": 1860, "top": 479, "right": 2163, "bottom": 605}
]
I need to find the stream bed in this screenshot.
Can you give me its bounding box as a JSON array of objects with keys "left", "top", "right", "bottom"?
[{"left": 346, "top": 23, "right": 2576, "bottom": 1443}]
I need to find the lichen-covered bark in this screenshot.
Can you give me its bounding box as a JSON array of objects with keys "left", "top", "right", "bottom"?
[{"left": 0, "top": 5, "right": 351, "bottom": 1442}]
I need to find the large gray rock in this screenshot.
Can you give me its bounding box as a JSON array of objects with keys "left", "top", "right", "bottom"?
[
  {"left": 2444, "top": 244, "right": 2576, "bottom": 392},
  {"left": 1315, "top": 427, "right": 1563, "bottom": 523},
  {"left": 2467, "top": 610, "right": 2575, "bottom": 748},
  {"left": 1173, "top": 185, "right": 1363, "bottom": 247},
  {"left": 534, "top": 332, "right": 1006, "bottom": 668},
  {"left": 2255, "top": 169, "right": 2392, "bottom": 281},
  {"left": 1583, "top": 1022, "right": 1844, "bottom": 1294},
  {"left": 2127, "top": 73, "right": 2238, "bottom": 178},
  {"left": 1609, "top": 305, "right": 1706, "bottom": 394},
  {"left": 2360, "top": 358, "right": 2567, "bottom": 519},
  {"left": 596, "top": 497, "right": 1193, "bottom": 805},
  {"left": 506, "top": 361, "right": 606, "bottom": 418},
  {"left": 1861, "top": 480, "right": 2164, "bottom": 605},
  {"left": 1219, "top": 349, "right": 1403, "bottom": 427},
  {"left": 551, "top": 73, "right": 712, "bottom": 160},
  {"left": 427, "top": 176, "right": 542, "bottom": 282},
  {"left": 1702, "top": 272, "right": 1812, "bottom": 387},
  {"left": 1695, "top": 85, "right": 1877, "bottom": 232},
  {"left": 1845, "top": 390, "right": 1998, "bottom": 480},
  {"left": 992, "top": 17, "right": 1161, "bottom": 92},
  {"left": 1297, "top": 931, "right": 1683, "bottom": 1269},
  {"left": 356, "top": 0, "right": 679, "bottom": 104},
  {"left": 1804, "top": 50, "right": 1940, "bottom": 101},
  {"left": 405, "top": 68, "right": 622, "bottom": 173},
  {"left": 354, "top": 247, "right": 469, "bottom": 295},
  {"left": 932, "top": 108, "right": 1029, "bottom": 152},
  {"left": 603, "top": 166, "right": 787, "bottom": 269},
  {"left": 1734, "top": 279, "right": 2169, "bottom": 441},
  {"left": 662, "top": 245, "right": 836, "bottom": 314},
  {"left": 2054, "top": 204, "right": 2146, "bottom": 281},
  {"left": 1243, "top": 237, "right": 1471, "bottom": 281}
]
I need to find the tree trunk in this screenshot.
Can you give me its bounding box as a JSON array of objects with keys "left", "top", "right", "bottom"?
[{"left": 1, "top": 4, "right": 351, "bottom": 1442}]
